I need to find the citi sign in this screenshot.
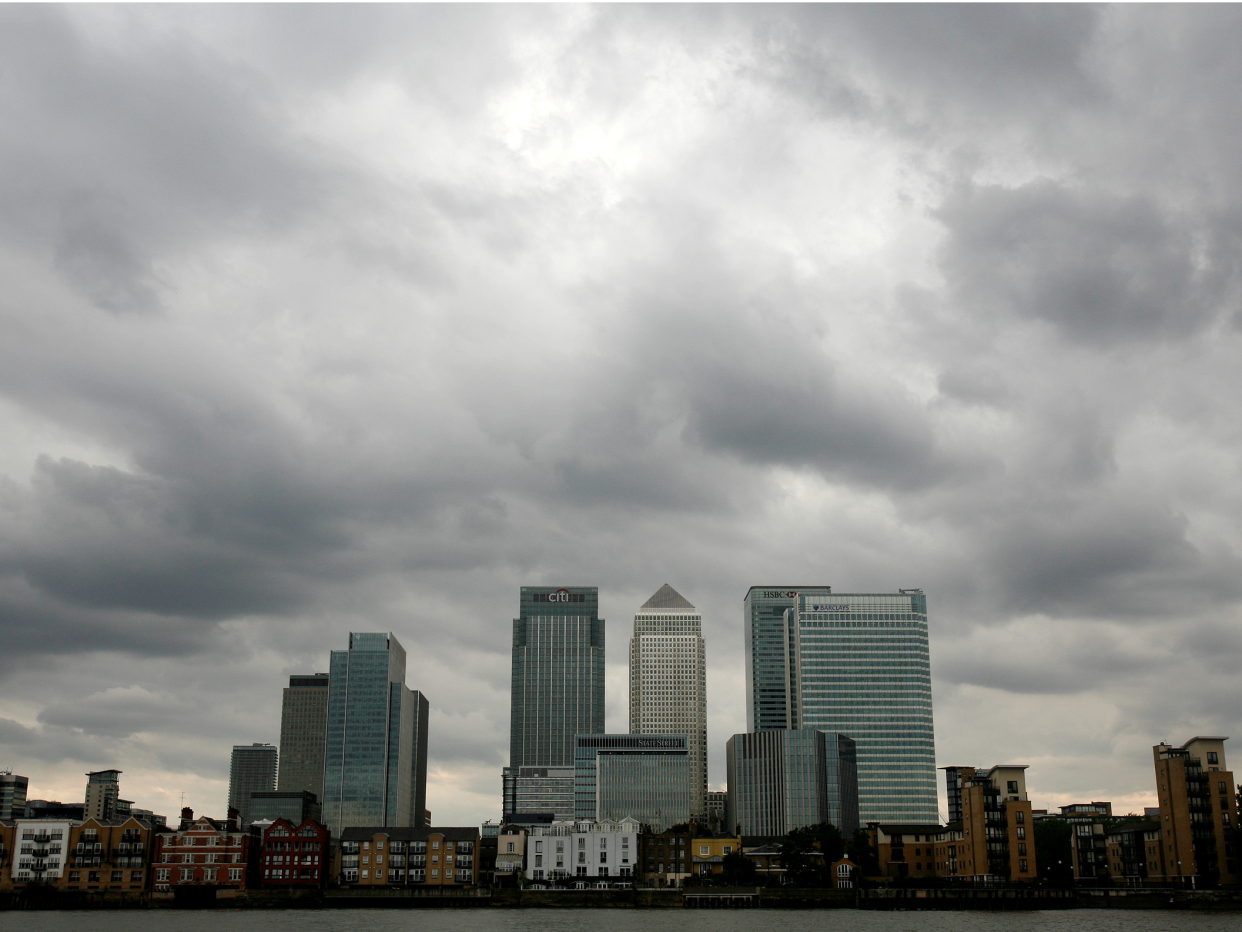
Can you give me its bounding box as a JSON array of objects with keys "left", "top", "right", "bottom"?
[{"left": 549, "top": 588, "right": 572, "bottom": 602}]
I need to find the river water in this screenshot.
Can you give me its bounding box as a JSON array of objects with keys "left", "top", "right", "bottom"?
[{"left": 1, "top": 911, "right": 1238, "bottom": 932}]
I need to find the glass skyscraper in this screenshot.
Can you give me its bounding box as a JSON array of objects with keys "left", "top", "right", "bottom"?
[
  {"left": 575, "top": 734, "right": 691, "bottom": 832},
  {"left": 725, "top": 729, "right": 858, "bottom": 836},
  {"left": 629, "top": 583, "right": 707, "bottom": 817},
  {"left": 784, "top": 590, "right": 937, "bottom": 823},
  {"left": 743, "top": 587, "right": 835, "bottom": 731},
  {"left": 322, "top": 632, "right": 429, "bottom": 834},
  {"left": 228, "top": 745, "right": 276, "bottom": 827},
  {"left": 509, "top": 586, "right": 605, "bottom": 769}
]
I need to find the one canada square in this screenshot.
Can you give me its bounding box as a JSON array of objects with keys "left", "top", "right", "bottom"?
[
  {"left": 629, "top": 584, "right": 707, "bottom": 818},
  {"left": 744, "top": 587, "right": 938, "bottom": 824}
]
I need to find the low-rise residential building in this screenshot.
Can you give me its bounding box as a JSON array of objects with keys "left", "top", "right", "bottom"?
[
  {"left": 1107, "top": 820, "right": 1164, "bottom": 886},
  {"left": 640, "top": 830, "right": 692, "bottom": 886},
  {"left": 0, "top": 816, "right": 159, "bottom": 893},
  {"left": 152, "top": 808, "right": 256, "bottom": 894},
  {"left": 525, "top": 818, "right": 639, "bottom": 884},
  {"left": 259, "top": 817, "right": 329, "bottom": 887},
  {"left": 934, "top": 763, "right": 1037, "bottom": 883},
  {"left": 870, "top": 823, "right": 944, "bottom": 879},
  {"left": 7, "top": 819, "right": 73, "bottom": 886},
  {"left": 741, "top": 843, "right": 783, "bottom": 884},
  {"left": 338, "top": 827, "right": 479, "bottom": 887},
  {"left": 1153, "top": 736, "right": 1239, "bottom": 886},
  {"left": 494, "top": 825, "right": 526, "bottom": 882}
]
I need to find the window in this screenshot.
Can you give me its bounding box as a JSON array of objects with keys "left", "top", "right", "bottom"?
[
  {"left": 433, "top": 840, "right": 440, "bottom": 850},
  {"left": 377, "top": 841, "right": 384, "bottom": 849},
  {"left": 362, "top": 870, "right": 369, "bottom": 879},
  {"left": 1207, "top": 752, "right": 1219, "bottom": 765},
  {"left": 700, "top": 846, "right": 709, "bottom": 856},
  {"left": 506, "top": 843, "right": 514, "bottom": 853},
  {"left": 723, "top": 845, "right": 733, "bottom": 854},
  {"left": 431, "top": 869, "right": 439, "bottom": 878},
  {"left": 1016, "top": 827, "right": 1026, "bottom": 839},
  {"left": 111, "top": 871, "right": 124, "bottom": 882},
  {"left": 1019, "top": 859, "right": 1028, "bottom": 873},
  {"left": 1015, "top": 811, "right": 1024, "bottom": 824}
]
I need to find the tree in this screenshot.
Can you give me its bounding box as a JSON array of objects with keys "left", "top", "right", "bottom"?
[
  {"left": 1034, "top": 818, "right": 1074, "bottom": 885},
  {"left": 721, "top": 851, "right": 756, "bottom": 886},
  {"left": 846, "top": 827, "right": 880, "bottom": 876},
  {"left": 779, "top": 822, "right": 845, "bottom": 886}
]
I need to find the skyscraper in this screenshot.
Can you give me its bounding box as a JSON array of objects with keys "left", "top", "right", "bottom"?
[
  {"left": 743, "top": 587, "right": 834, "bottom": 732},
  {"left": 322, "top": 632, "right": 429, "bottom": 834},
  {"left": 743, "top": 587, "right": 938, "bottom": 824},
  {"left": 84, "top": 769, "right": 122, "bottom": 822},
  {"left": 575, "top": 734, "right": 691, "bottom": 832},
  {"left": 0, "top": 770, "right": 28, "bottom": 820},
  {"left": 228, "top": 744, "right": 277, "bottom": 826},
  {"left": 509, "top": 587, "right": 605, "bottom": 770},
  {"left": 628, "top": 583, "right": 707, "bottom": 817},
  {"left": 725, "top": 730, "right": 858, "bottom": 837},
  {"left": 278, "top": 673, "right": 330, "bottom": 797}
]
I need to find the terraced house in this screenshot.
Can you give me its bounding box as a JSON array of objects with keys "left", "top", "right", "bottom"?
[{"left": 337, "top": 827, "right": 478, "bottom": 887}]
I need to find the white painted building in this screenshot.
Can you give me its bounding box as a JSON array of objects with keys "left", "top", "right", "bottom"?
[
  {"left": 525, "top": 818, "right": 640, "bottom": 883},
  {"left": 12, "top": 820, "right": 74, "bottom": 882},
  {"left": 629, "top": 584, "right": 707, "bottom": 818}
]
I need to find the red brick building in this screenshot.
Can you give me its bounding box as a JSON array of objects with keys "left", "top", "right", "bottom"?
[
  {"left": 260, "top": 817, "right": 329, "bottom": 887},
  {"left": 152, "top": 808, "right": 256, "bottom": 895}
]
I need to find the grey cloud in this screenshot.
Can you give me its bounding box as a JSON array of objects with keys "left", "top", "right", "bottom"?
[{"left": 937, "top": 180, "right": 1224, "bottom": 346}]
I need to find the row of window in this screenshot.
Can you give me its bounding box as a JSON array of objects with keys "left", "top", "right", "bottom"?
[{"left": 154, "top": 867, "right": 244, "bottom": 882}]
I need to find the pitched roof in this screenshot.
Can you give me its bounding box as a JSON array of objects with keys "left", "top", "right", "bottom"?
[{"left": 641, "top": 584, "right": 695, "bottom": 611}]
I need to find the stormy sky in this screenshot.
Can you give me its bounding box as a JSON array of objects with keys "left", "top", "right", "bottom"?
[{"left": 2, "top": 4, "right": 1241, "bottom": 825}]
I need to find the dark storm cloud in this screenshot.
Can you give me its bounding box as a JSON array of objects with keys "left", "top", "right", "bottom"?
[{"left": 937, "top": 181, "right": 1226, "bottom": 346}]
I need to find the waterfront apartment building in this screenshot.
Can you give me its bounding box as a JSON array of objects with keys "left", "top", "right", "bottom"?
[
  {"left": 228, "top": 744, "right": 277, "bottom": 828},
  {"left": 932, "top": 764, "right": 1036, "bottom": 882},
  {"left": 0, "top": 770, "right": 27, "bottom": 820},
  {"left": 505, "top": 586, "right": 605, "bottom": 819},
  {"left": 725, "top": 729, "right": 859, "bottom": 837},
  {"left": 338, "top": 826, "right": 479, "bottom": 887},
  {"left": 259, "top": 817, "right": 329, "bottom": 887},
  {"left": 629, "top": 584, "right": 707, "bottom": 817},
  {"left": 870, "top": 823, "right": 946, "bottom": 879},
  {"left": 84, "top": 770, "right": 122, "bottom": 822},
  {"left": 1, "top": 816, "right": 158, "bottom": 893},
  {"left": 525, "top": 818, "right": 640, "bottom": 882},
  {"left": 1153, "top": 736, "right": 1238, "bottom": 886},
  {"left": 278, "top": 673, "right": 330, "bottom": 798},
  {"left": 574, "top": 734, "right": 691, "bottom": 832},
  {"left": 323, "top": 632, "right": 430, "bottom": 834},
  {"left": 152, "top": 809, "right": 256, "bottom": 894}
]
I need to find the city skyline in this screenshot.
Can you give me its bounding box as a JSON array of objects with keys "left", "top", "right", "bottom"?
[{"left": 3, "top": 5, "right": 1241, "bottom": 828}]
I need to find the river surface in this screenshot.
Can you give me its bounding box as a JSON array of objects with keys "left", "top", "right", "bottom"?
[{"left": 1, "top": 911, "right": 1239, "bottom": 932}]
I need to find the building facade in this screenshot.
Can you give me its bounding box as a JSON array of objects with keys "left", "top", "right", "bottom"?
[
  {"left": 725, "top": 729, "right": 859, "bottom": 837},
  {"left": 84, "top": 770, "right": 122, "bottom": 822},
  {"left": 525, "top": 818, "right": 639, "bottom": 882},
  {"left": 932, "top": 764, "right": 1036, "bottom": 883},
  {"left": 575, "top": 734, "right": 691, "bottom": 832},
  {"left": 509, "top": 587, "right": 605, "bottom": 772},
  {"left": 322, "top": 632, "right": 430, "bottom": 834},
  {"left": 229, "top": 744, "right": 277, "bottom": 828},
  {"left": 248, "top": 791, "right": 321, "bottom": 826},
  {"left": 494, "top": 825, "right": 526, "bottom": 881},
  {"left": 259, "top": 817, "right": 329, "bottom": 887},
  {"left": 503, "top": 766, "right": 576, "bottom": 822},
  {"left": 871, "top": 823, "right": 945, "bottom": 879},
  {"left": 629, "top": 584, "right": 707, "bottom": 818},
  {"left": 278, "top": 673, "right": 330, "bottom": 797},
  {"left": 1, "top": 816, "right": 157, "bottom": 893},
  {"left": 338, "top": 826, "right": 479, "bottom": 887},
  {"left": 1153, "top": 736, "right": 1239, "bottom": 886},
  {"left": 153, "top": 810, "right": 256, "bottom": 894},
  {"left": 744, "top": 587, "right": 835, "bottom": 732},
  {"left": 0, "top": 771, "right": 28, "bottom": 821}
]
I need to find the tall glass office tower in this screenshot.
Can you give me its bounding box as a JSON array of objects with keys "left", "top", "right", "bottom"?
[
  {"left": 228, "top": 745, "right": 276, "bottom": 826},
  {"left": 629, "top": 584, "right": 707, "bottom": 817},
  {"left": 278, "top": 673, "right": 329, "bottom": 798},
  {"left": 743, "top": 587, "right": 835, "bottom": 731},
  {"left": 575, "top": 734, "right": 691, "bottom": 832},
  {"left": 509, "top": 587, "right": 605, "bottom": 769},
  {"left": 323, "top": 632, "right": 429, "bottom": 834},
  {"left": 784, "top": 590, "right": 937, "bottom": 823}
]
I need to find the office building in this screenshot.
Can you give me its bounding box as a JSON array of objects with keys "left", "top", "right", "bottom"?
[
  {"left": 502, "top": 766, "right": 576, "bottom": 822},
  {"left": 575, "top": 734, "right": 691, "bottom": 832},
  {"left": 706, "top": 790, "right": 727, "bottom": 825},
  {"left": 278, "top": 673, "right": 330, "bottom": 797},
  {"left": 323, "top": 632, "right": 430, "bottom": 834},
  {"left": 629, "top": 584, "right": 707, "bottom": 817},
  {"left": 932, "top": 764, "right": 1036, "bottom": 882},
  {"left": 229, "top": 744, "right": 277, "bottom": 828},
  {"left": 248, "top": 790, "right": 321, "bottom": 826},
  {"left": 510, "top": 587, "right": 605, "bottom": 770},
  {"left": 725, "top": 729, "right": 859, "bottom": 837},
  {"left": 1153, "top": 736, "right": 1238, "bottom": 886},
  {"left": 744, "top": 587, "right": 938, "bottom": 823},
  {"left": 525, "top": 818, "right": 640, "bottom": 881},
  {"left": 84, "top": 770, "right": 122, "bottom": 822},
  {"left": 0, "top": 770, "right": 27, "bottom": 820}
]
